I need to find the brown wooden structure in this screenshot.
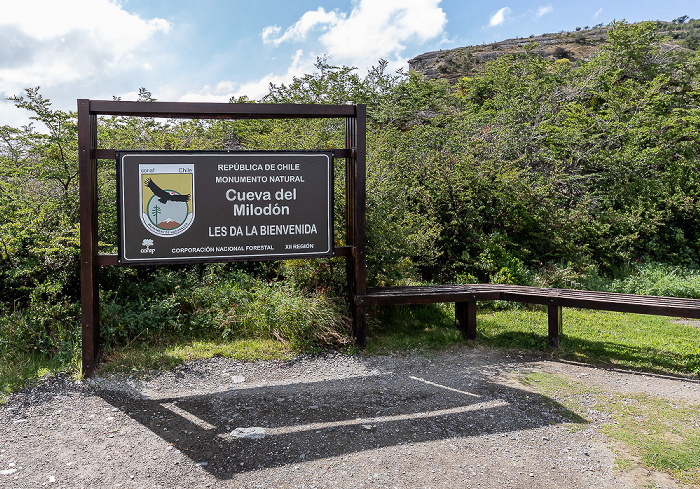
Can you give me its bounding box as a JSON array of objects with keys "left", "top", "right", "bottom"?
[
  {"left": 357, "top": 284, "right": 700, "bottom": 347},
  {"left": 80, "top": 99, "right": 700, "bottom": 378},
  {"left": 78, "top": 100, "right": 367, "bottom": 377}
]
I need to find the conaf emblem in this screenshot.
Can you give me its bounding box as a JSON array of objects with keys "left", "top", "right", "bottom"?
[{"left": 139, "top": 163, "right": 195, "bottom": 237}]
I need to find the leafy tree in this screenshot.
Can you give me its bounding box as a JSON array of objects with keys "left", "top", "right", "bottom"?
[{"left": 4, "top": 87, "right": 79, "bottom": 210}]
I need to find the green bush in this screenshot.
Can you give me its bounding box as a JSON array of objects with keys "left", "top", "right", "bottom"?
[
  {"left": 609, "top": 263, "right": 700, "bottom": 298},
  {"left": 99, "top": 265, "right": 352, "bottom": 350}
]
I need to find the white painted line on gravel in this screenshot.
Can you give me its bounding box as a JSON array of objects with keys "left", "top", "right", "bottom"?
[
  {"left": 241, "top": 400, "right": 510, "bottom": 438},
  {"left": 409, "top": 376, "right": 482, "bottom": 398},
  {"left": 161, "top": 402, "right": 216, "bottom": 430}
]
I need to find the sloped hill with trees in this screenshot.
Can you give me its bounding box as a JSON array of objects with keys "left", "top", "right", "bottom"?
[{"left": 409, "top": 17, "right": 700, "bottom": 82}]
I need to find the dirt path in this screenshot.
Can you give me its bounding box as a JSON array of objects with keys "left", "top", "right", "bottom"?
[{"left": 1, "top": 346, "right": 698, "bottom": 488}]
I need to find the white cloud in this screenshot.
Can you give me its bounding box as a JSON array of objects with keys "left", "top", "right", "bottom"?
[
  {"left": 261, "top": 0, "right": 446, "bottom": 69},
  {"left": 0, "top": 0, "right": 169, "bottom": 91},
  {"left": 489, "top": 7, "right": 512, "bottom": 27},
  {"left": 176, "top": 1, "right": 448, "bottom": 107},
  {"left": 2, "top": 0, "right": 448, "bottom": 126},
  {"left": 594, "top": 8, "right": 604, "bottom": 18},
  {"left": 262, "top": 8, "right": 344, "bottom": 46},
  {"left": 261, "top": 25, "right": 282, "bottom": 44},
  {"left": 536, "top": 5, "right": 553, "bottom": 18}
]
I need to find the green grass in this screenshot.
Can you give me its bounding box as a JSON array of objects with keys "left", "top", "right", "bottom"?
[
  {"left": 520, "top": 372, "right": 700, "bottom": 486},
  {"left": 3, "top": 302, "right": 700, "bottom": 395},
  {"left": 0, "top": 352, "right": 73, "bottom": 400},
  {"left": 366, "top": 303, "right": 700, "bottom": 376},
  {"left": 98, "top": 337, "right": 296, "bottom": 375},
  {"left": 479, "top": 307, "right": 700, "bottom": 376},
  {"left": 608, "top": 263, "right": 700, "bottom": 298},
  {"left": 1, "top": 336, "right": 306, "bottom": 396},
  {"left": 365, "top": 302, "right": 459, "bottom": 353}
]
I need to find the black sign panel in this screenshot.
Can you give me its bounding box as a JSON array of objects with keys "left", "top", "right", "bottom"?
[{"left": 117, "top": 152, "right": 333, "bottom": 264}]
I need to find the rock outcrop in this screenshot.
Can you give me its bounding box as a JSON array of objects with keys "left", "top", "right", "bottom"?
[
  {"left": 408, "top": 28, "right": 608, "bottom": 82},
  {"left": 408, "top": 19, "right": 700, "bottom": 82}
]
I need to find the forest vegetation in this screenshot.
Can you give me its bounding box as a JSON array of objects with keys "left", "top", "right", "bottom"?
[{"left": 2, "top": 20, "right": 700, "bottom": 382}]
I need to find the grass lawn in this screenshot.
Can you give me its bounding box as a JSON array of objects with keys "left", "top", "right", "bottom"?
[
  {"left": 3, "top": 303, "right": 699, "bottom": 389},
  {"left": 368, "top": 303, "right": 700, "bottom": 377},
  {"left": 520, "top": 371, "right": 700, "bottom": 487}
]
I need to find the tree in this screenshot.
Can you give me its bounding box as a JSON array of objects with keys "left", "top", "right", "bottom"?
[
  {"left": 151, "top": 205, "right": 161, "bottom": 225},
  {"left": 5, "top": 88, "right": 79, "bottom": 210}
]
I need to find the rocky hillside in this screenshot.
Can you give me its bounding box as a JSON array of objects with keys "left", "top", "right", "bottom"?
[{"left": 409, "top": 18, "right": 700, "bottom": 83}]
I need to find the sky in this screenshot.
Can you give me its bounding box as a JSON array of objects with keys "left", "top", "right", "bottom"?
[{"left": 2, "top": 0, "right": 699, "bottom": 128}]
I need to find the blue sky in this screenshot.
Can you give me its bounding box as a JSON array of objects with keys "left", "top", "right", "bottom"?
[{"left": 1, "top": 0, "right": 699, "bottom": 127}]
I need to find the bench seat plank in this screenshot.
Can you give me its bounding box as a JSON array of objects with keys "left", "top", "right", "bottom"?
[
  {"left": 359, "top": 284, "right": 700, "bottom": 318},
  {"left": 358, "top": 285, "right": 501, "bottom": 306},
  {"left": 499, "top": 285, "right": 700, "bottom": 318},
  {"left": 358, "top": 284, "right": 700, "bottom": 347}
]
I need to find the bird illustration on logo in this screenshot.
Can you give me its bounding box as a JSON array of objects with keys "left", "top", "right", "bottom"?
[{"left": 145, "top": 178, "right": 191, "bottom": 204}]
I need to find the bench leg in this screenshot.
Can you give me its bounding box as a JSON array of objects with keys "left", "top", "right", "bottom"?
[
  {"left": 456, "top": 301, "right": 477, "bottom": 340},
  {"left": 548, "top": 305, "right": 562, "bottom": 348}
]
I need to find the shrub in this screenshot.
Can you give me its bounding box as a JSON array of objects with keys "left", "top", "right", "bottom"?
[
  {"left": 99, "top": 265, "right": 352, "bottom": 350},
  {"left": 609, "top": 263, "right": 700, "bottom": 298}
]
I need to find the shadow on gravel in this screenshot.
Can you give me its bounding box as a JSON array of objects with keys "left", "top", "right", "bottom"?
[{"left": 97, "top": 369, "right": 585, "bottom": 479}]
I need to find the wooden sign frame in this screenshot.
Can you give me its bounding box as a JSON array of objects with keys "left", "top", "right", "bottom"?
[{"left": 78, "top": 100, "right": 367, "bottom": 377}]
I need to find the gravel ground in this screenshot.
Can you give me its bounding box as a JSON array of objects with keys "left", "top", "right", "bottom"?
[{"left": 1, "top": 345, "right": 699, "bottom": 489}]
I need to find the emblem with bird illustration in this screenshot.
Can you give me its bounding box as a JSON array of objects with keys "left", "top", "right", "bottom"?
[{"left": 140, "top": 169, "right": 195, "bottom": 237}]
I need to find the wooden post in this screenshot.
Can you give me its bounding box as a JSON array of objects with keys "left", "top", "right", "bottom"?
[
  {"left": 455, "top": 301, "right": 477, "bottom": 340},
  {"left": 345, "top": 116, "right": 357, "bottom": 342},
  {"left": 548, "top": 305, "right": 562, "bottom": 347},
  {"left": 78, "top": 100, "right": 99, "bottom": 377},
  {"left": 353, "top": 105, "right": 367, "bottom": 347},
  {"left": 345, "top": 106, "right": 367, "bottom": 348}
]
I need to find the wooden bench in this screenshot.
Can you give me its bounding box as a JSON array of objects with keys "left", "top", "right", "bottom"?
[{"left": 356, "top": 284, "right": 700, "bottom": 347}]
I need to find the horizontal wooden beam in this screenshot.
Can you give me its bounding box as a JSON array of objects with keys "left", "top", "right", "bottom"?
[
  {"left": 333, "top": 246, "right": 353, "bottom": 257},
  {"left": 358, "top": 286, "right": 501, "bottom": 306},
  {"left": 361, "top": 284, "right": 700, "bottom": 318},
  {"left": 93, "top": 148, "right": 352, "bottom": 160},
  {"left": 84, "top": 99, "right": 356, "bottom": 120},
  {"left": 96, "top": 254, "right": 118, "bottom": 266}
]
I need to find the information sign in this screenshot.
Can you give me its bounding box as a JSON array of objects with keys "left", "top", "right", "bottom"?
[{"left": 117, "top": 152, "right": 333, "bottom": 264}]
